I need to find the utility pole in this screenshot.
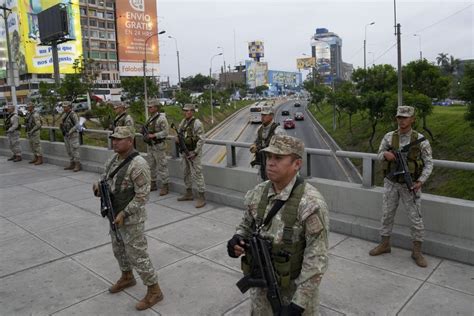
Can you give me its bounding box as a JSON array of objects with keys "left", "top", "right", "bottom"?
[
  {"left": 396, "top": 23, "right": 402, "bottom": 107},
  {"left": 1, "top": 5, "right": 18, "bottom": 106}
]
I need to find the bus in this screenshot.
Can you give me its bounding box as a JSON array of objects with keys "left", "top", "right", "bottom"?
[{"left": 249, "top": 103, "right": 264, "bottom": 123}]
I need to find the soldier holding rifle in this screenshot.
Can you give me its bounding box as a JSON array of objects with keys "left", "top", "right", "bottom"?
[
  {"left": 92, "top": 126, "right": 163, "bottom": 310},
  {"left": 369, "top": 106, "right": 433, "bottom": 268},
  {"left": 228, "top": 135, "right": 329, "bottom": 315}
]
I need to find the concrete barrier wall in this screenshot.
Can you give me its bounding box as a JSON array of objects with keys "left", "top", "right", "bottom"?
[{"left": 1, "top": 137, "right": 473, "bottom": 263}]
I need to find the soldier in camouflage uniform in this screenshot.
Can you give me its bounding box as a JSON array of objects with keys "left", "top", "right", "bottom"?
[
  {"left": 60, "top": 102, "right": 81, "bottom": 172},
  {"left": 176, "top": 104, "right": 206, "bottom": 208},
  {"left": 144, "top": 100, "right": 170, "bottom": 195},
  {"left": 92, "top": 126, "right": 163, "bottom": 310},
  {"left": 5, "top": 103, "right": 22, "bottom": 162},
  {"left": 109, "top": 101, "right": 135, "bottom": 132},
  {"left": 250, "top": 106, "right": 285, "bottom": 180},
  {"left": 228, "top": 135, "right": 329, "bottom": 315},
  {"left": 25, "top": 102, "right": 43, "bottom": 165},
  {"left": 369, "top": 106, "right": 433, "bottom": 268}
]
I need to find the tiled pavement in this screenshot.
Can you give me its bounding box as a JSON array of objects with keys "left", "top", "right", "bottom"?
[{"left": 0, "top": 159, "right": 473, "bottom": 315}]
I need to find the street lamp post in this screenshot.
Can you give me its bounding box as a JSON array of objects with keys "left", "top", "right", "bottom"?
[
  {"left": 413, "top": 34, "right": 422, "bottom": 60},
  {"left": 1, "top": 5, "right": 17, "bottom": 106},
  {"left": 364, "top": 22, "right": 375, "bottom": 70},
  {"left": 209, "top": 52, "right": 223, "bottom": 125},
  {"left": 217, "top": 46, "right": 226, "bottom": 86},
  {"left": 143, "top": 30, "right": 166, "bottom": 119},
  {"left": 168, "top": 35, "right": 181, "bottom": 87}
]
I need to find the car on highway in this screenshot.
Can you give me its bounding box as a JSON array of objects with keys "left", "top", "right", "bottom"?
[
  {"left": 294, "top": 111, "right": 304, "bottom": 121},
  {"left": 281, "top": 110, "right": 290, "bottom": 116},
  {"left": 283, "top": 118, "right": 295, "bottom": 129},
  {"left": 294, "top": 102, "right": 301, "bottom": 107}
]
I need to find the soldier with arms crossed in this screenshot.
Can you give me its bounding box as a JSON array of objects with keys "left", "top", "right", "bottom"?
[
  {"left": 93, "top": 126, "right": 164, "bottom": 310},
  {"left": 228, "top": 135, "right": 329, "bottom": 315},
  {"left": 60, "top": 101, "right": 81, "bottom": 172},
  {"left": 25, "top": 102, "right": 43, "bottom": 165},
  {"left": 110, "top": 101, "right": 134, "bottom": 132},
  {"left": 369, "top": 106, "right": 433, "bottom": 267}
]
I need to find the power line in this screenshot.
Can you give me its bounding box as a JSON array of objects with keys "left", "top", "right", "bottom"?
[
  {"left": 347, "top": 46, "right": 364, "bottom": 61},
  {"left": 373, "top": 42, "right": 397, "bottom": 63},
  {"left": 415, "top": 3, "right": 473, "bottom": 34}
]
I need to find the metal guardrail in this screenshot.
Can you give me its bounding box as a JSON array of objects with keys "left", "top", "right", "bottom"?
[{"left": 3, "top": 125, "right": 474, "bottom": 188}]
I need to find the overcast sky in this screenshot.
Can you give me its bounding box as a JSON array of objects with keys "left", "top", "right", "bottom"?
[{"left": 156, "top": 0, "right": 473, "bottom": 84}]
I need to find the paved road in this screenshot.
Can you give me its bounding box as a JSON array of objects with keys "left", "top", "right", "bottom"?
[{"left": 203, "top": 99, "right": 359, "bottom": 182}]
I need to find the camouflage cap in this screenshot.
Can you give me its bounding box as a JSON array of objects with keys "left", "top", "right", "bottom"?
[
  {"left": 396, "top": 106, "right": 415, "bottom": 117},
  {"left": 182, "top": 103, "right": 196, "bottom": 111},
  {"left": 61, "top": 101, "right": 72, "bottom": 107},
  {"left": 261, "top": 106, "right": 274, "bottom": 115},
  {"left": 6, "top": 102, "right": 15, "bottom": 109},
  {"left": 147, "top": 99, "right": 161, "bottom": 107},
  {"left": 109, "top": 126, "right": 134, "bottom": 139},
  {"left": 262, "top": 135, "right": 305, "bottom": 158}
]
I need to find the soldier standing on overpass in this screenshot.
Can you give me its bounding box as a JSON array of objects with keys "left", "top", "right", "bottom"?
[
  {"left": 110, "top": 101, "right": 135, "bottom": 132},
  {"left": 25, "top": 102, "right": 43, "bottom": 165},
  {"left": 249, "top": 106, "right": 285, "bottom": 180},
  {"left": 60, "top": 101, "right": 81, "bottom": 172},
  {"left": 369, "top": 106, "right": 433, "bottom": 267},
  {"left": 5, "top": 103, "right": 22, "bottom": 162}
]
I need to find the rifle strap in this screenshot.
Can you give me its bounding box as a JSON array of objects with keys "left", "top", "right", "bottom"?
[
  {"left": 107, "top": 151, "right": 140, "bottom": 180},
  {"left": 257, "top": 177, "right": 304, "bottom": 230},
  {"left": 113, "top": 112, "right": 126, "bottom": 126},
  {"left": 145, "top": 113, "right": 160, "bottom": 129}
]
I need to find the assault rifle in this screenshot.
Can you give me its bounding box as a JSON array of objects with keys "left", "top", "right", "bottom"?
[
  {"left": 170, "top": 123, "right": 193, "bottom": 163},
  {"left": 98, "top": 179, "right": 120, "bottom": 239},
  {"left": 236, "top": 233, "right": 283, "bottom": 315},
  {"left": 386, "top": 137, "right": 426, "bottom": 206},
  {"left": 140, "top": 124, "right": 162, "bottom": 145},
  {"left": 250, "top": 147, "right": 267, "bottom": 181}
]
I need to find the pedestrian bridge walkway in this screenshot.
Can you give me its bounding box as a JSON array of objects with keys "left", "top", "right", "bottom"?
[{"left": 0, "top": 159, "right": 473, "bottom": 315}]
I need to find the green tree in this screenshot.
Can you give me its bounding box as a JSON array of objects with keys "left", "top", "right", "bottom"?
[
  {"left": 436, "top": 52, "right": 449, "bottom": 70},
  {"left": 332, "top": 81, "right": 361, "bottom": 133},
  {"left": 121, "top": 77, "right": 159, "bottom": 101},
  {"left": 174, "top": 89, "right": 192, "bottom": 106},
  {"left": 304, "top": 83, "right": 330, "bottom": 112},
  {"left": 58, "top": 74, "right": 88, "bottom": 101},
  {"left": 459, "top": 62, "right": 474, "bottom": 126},
  {"left": 403, "top": 59, "right": 451, "bottom": 139},
  {"left": 255, "top": 85, "right": 268, "bottom": 95},
  {"left": 181, "top": 74, "right": 214, "bottom": 92}
]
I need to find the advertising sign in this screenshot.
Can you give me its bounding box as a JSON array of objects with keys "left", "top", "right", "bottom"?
[
  {"left": 268, "top": 70, "right": 302, "bottom": 87},
  {"left": 0, "top": 0, "right": 82, "bottom": 75},
  {"left": 248, "top": 40, "right": 264, "bottom": 61},
  {"left": 116, "top": 0, "right": 160, "bottom": 76},
  {"left": 315, "top": 41, "right": 331, "bottom": 76},
  {"left": 246, "top": 60, "right": 268, "bottom": 89},
  {"left": 296, "top": 57, "right": 316, "bottom": 70}
]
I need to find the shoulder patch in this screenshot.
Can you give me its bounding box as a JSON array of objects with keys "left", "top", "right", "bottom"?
[{"left": 306, "top": 213, "right": 324, "bottom": 235}]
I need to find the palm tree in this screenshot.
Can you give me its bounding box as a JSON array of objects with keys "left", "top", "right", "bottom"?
[
  {"left": 436, "top": 53, "right": 449, "bottom": 67},
  {"left": 449, "top": 55, "right": 461, "bottom": 75}
]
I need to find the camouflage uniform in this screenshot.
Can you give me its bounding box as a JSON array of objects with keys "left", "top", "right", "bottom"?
[
  {"left": 102, "top": 151, "right": 158, "bottom": 286},
  {"left": 377, "top": 128, "right": 433, "bottom": 241},
  {"left": 177, "top": 115, "right": 206, "bottom": 193},
  {"left": 25, "top": 109, "right": 43, "bottom": 156},
  {"left": 236, "top": 135, "right": 329, "bottom": 315},
  {"left": 111, "top": 112, "right": 135, "bottom": 132},
  {"left": 145, "top": 112, "right": 169, "bottom": 185},
  {"left": 61, "top": 110, "right": 81, "bottom": 163},
  {"left": 5, "top": 111, "right": 21, "bottom": 156}
]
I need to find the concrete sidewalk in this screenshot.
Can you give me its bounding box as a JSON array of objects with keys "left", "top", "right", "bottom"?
[{"left": 0, "top": 159, "right": 473, "bottom": 315}]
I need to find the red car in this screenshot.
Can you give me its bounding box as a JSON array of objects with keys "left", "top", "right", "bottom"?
[
  {"left": 283, "top": 118, "right": 295, "bottom": 129},
  {"left": 294, "top": 111, "right": 304, "bottom": 121}
]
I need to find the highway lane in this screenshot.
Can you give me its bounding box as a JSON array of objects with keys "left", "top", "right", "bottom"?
[{"left": 202, "top": 99, "right": 360, "bottom": 182}]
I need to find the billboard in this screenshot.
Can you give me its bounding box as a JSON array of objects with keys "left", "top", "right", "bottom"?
[
  {"left": 0, "top": 0, "right": 82, "bottom": 75},
  {"left": 116, "top": 0, "right": 160, "bottom": 76},
  {"left": 248, "top": 40, "right": 264, "bottom": 61},
  {"left": 246, "top": 60, "right": 268, "bottom": 89},
  {"left": 268, "top": 70, "right": 302, "bottom": 88},
  {"left": 296, "top": 57, "right": 316, "bottom": 70}
]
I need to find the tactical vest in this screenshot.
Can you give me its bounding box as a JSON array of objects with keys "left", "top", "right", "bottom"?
[
  {"left": 25, "top": 112, "right": 36, "bottom": 132},
  {"left": 145, "top": 113, "right": 160, "bottom": 133},
  {"left": 5, "top": 113, "right": 20, "bottom": 131},
  {"left": 383, "top": 130, "right": 424, "bottom": 183},
  {"left": 242, "top": 180, "right": 307, "bottom": 289},
  {"left": 182, "top": 118, "right": 197, "bottom": 151},
  {"left": 257, "top": 122, "right": 279, "bottom": 148},
  {"left": 62, "top": 112, "right": 77, "bottom": 132},
  {"left": 106, "top": 153, "right": 137, "bottom": 213}
]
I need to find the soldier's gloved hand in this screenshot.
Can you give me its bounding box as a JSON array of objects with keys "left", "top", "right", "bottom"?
[
  {"left": 113, "top": 211, "right": 125, "bottom": 227},
  {"left": 249, "top": 144, "right": 258, "bottom": 154},
  {"left": 92, "top": 183, "right": 100, "bottom": 197},
  {"left": 279, "top": 303, "right": 305, "bottom": 316},
  {"left": 227, "top": 234, "right": 246, "bottom": 258}
]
